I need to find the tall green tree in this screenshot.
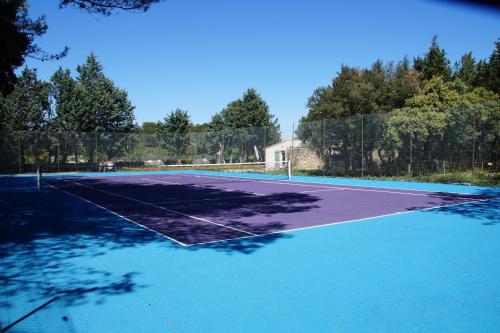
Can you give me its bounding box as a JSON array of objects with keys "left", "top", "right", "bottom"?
[
  {"left": 50, "top": 67, "right": 80, "bottom": 131},
  {"left": 453, "top": 52, "right": 477, "bottom": 87},
  {"left": 1, "top": 67, "right": 51, "bottom": 130},
  {"left": 75, "top": 53, "right": 135, "bottom": 163},
  {"left": 387, "top": 57, "right": 421, "bottom": 109},
  {"left": 0, "top": 0, "right": 68, "bottom": 95},
  {"left": 485, "top": 40, "right": 500, "bottom": 94},
  {"left": 50, "top": 67, "right": 85, "bottom": 163},
  {"left": 414, "top": 36, "right": 452, "bottom": 81},
  {"left": 75, "top": 53, "right": 135, "bottom": 132},
  {"left": 209, "top": 89, "right": 280, "bottom": 162},
  {"left": 157, "top": 108, "right": 192, "bottom": 164},
  {"left": 0, "top": 67, "right": 51, "bottom": 168},
  {"left": 297, "top": 62, "right": 420, "bottom": 173}
]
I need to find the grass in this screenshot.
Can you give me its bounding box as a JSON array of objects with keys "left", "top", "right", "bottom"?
[{"left": 293, "top": 169, "right": 500, "bottom": 187}]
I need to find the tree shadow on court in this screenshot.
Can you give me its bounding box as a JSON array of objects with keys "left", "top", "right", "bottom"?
[
  {"left": 186, "top": 233, "right": 294, "bottom": 254},
  {"left": 0, "top": 175, "right": 324, "bottom": 329},
  {"left": 44, "top": 176, "right": 324, "bottom": 249},
  {"left": 405, "top": 189, "right": 500, "bottom": 225},
  {"left": 429, "top": 194, "right": 500, "bottom": 226},
  {"left": 0, "top": 178, "right": 152, "bottom": 329}
]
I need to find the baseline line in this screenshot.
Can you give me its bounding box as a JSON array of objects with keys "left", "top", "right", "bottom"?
[
  {"left": 187, "top": 196, "right": 497, "bottom": 246},
  {"left": 152, "top": 194, "right": 256, "bottom": 205},
  {"left": 142, "top": 177, "right": 266, "bottom": 197},
  {"left": 299, "top": 188, "right": 344, "bottom": 194},
  {"left": 166, "top": 173, "right": 488, "bottom": 197},
  {"left": 43, "top": 181, "right": 188, "bottom": 246},
  {"left": 185, "top": 174, "right": 433, "bottom": 196},
  {"left": 62, "top": 179, "right": 257, "bottom": 236}
]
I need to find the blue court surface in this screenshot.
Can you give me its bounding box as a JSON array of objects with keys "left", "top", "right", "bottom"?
[{"left": 1, "top": 172, "right": 500, "bottom": 332}]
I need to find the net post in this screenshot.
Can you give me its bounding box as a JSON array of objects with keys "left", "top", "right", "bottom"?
[
  {"left": 287, "top": 159, "right": 292, "bottom": 180},
  {"left": 36, "top": 164, "right": 41, "bottom": 191}
]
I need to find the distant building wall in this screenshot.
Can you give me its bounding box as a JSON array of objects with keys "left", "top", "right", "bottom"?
[
  {"left": 264, "top": 139, "right": 323, "bottom": 171},
  {"left": 289, "top": 147, "right": 323, "bottom": 170}
]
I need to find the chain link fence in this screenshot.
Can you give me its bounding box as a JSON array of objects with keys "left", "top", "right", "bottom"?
[
  {"left": 0, "top": 126, "right": 281, "bottom": 174},
  {"left": 293, "top": 110, "right": 499, "bottom": 177},
  {"left": 1, "top": 107, "right": 498, "bottom": 176}
]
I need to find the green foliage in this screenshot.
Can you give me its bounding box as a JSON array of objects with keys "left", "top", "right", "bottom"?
[
  {"left": 191, "top": 123, "right": 210, "bottom": 133},
  {"left": 405, "top": 76, "right": 461, "bottom": 108},
  {"left": 139, "top": 122, "right": 158, "bottom": 134},
  {"left": 50, "top": 67, "right": 80, "bottom": 131},
  {"left": 157, "top": 108, "right": 192, "bottom": 164},
  {"left": 0, "top": 0, "right": 68, "bottom": 95},
  {"left": 298, "top": 38, "right": 500, "bottom": 176},
  {"left": 411, "top": 171, "right": 500, "bottom": 186},
  {"left": 76, "top": 53, "right": 135, "bottom": 132},
  {"left": 297, "top": 61, "right": 422, "bottom": 172},
  {"left": 59, "top": 0, "right": 162, "bottom": 16},
  {"left": 1, "top": 67, "right": 51, "bottom": 130},
  {"left": 413, "top": 36, "right": 452, "bottom": 81},
  {"left": 485, "top": 40, "right": 500, "bottom": 94},
  {"left": 293, "top": 170, "right": 500, "bottom": 186},
  {"left": 208, "top": 89, "right": 281, "bottom": 163},
  {"left": 453, "top": 52, "right": 476, "bottom": 86}
]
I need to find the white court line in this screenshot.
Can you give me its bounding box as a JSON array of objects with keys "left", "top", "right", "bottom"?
[
  {"left": 152, "top": 194, "right": 256, "bottom": 205},
  {"left": 61, "top": 179, "right": 256, "bottom": 237},
  {"left": 175, "top": 174, "right": 435, "bottom": 197},
  {"left": 44, "top": 178, "right": 498, "bottom": 247},
  {"left": 142, "top": 179, "right": 182, "bottom": 185},
  {"left": 300, "top": 188, "right": 344, "bottom": 194},
  {"left": 163, "top": 172, "right": 489, "bottom": 197},
  {"left": 189, "top": 196, "right": 498, "bottom": 247},
  {"left": 43, "top": 181, "right": 188, "bottom": 247},
  {"left": 142, "top": 178, "right": 266, "bottom": 197}
]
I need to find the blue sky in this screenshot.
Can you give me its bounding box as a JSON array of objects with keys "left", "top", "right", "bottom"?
[{"left": 24, "top": 0, "right": 499, "bottom": 138}]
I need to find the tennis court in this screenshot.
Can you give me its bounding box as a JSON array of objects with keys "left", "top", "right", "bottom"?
[
  {"left": 43, "top": 171, "right": 491, "bottom": 246},
  {"left": 1, "top": 168, "right": 500, "bottom": 332}
]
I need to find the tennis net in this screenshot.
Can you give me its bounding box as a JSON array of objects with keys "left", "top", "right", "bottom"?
[
  {"left": 112, "top": 160, "right": 292, "bottom": 180},
  {"left": 37, "top": 161, "right": 291, "bottom": 181}
]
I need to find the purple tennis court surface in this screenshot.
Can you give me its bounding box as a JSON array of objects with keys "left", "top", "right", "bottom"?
[{"left": 44, "top": 173, "right": 489, "bottom": 246}]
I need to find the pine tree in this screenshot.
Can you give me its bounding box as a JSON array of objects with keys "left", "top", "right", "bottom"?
[
  {"left": 157, "top": 109, "right": 192, "bottom": 164},
  {"left": 413, "top": 36, "right": 452, "bottom": 81},
  {"left": 453, "top": 52, "right": 477, "bottom": 87},
  {"left": 51, "top": 67, "right": 79, "bottom": 131},
  {"left": 75, "top": 53, "right": 135, "bottom": 163},
  {"left": 485, "top": 40, "right": 500, "bottom": 94},
  {"left": 2, "top": 67, "right": 51, "bottom": 130},
  {"left": 75, "top": 53, "right": 134, "bottom": 132},
  {"left": 1, "top": 67, "right": 51, "bottom": 168},
  {"left": 209, "top": 89, "right": 281, "bottom": 162}
]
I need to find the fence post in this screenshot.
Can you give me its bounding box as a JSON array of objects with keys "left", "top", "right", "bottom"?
[
  {"left": 263, "top": 127, "right": 266, "bottom": 163},
  {"left": 322, "top": 118, "right": 326, "bottom": 176},
  {"left": 18, "top": 135, "right": 22, "bottom": 174},
  {"left": 290, "top": 123, "right": 295, "bottom": 171},
  {"left": 94, "top": 131, "right": 98, "bottom": 171},
  {"left": 57, "top": 132, "right": 60, "bottom": 172},
  {"left": 361, "top": 114, "right": 364, "bottom": 178},
  {"left": 408, "top": 134, "right": 413, "bottom": 176},
  {"left": 128, "top": 134, "right": 132, "bottom": 169}
]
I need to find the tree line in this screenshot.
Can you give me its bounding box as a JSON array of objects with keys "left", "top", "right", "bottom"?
[
  {"left": 155, "top": 89, "right": 281, "bottom": 165},
  {"left": 296, "top": 37, "right": 500, "bottom": 175},
  {"left": 0, "top": 52, "right": 281, "bottom": 170},
  {"left": 1, "top": 0, "right": 498, "bottom": 174}
]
